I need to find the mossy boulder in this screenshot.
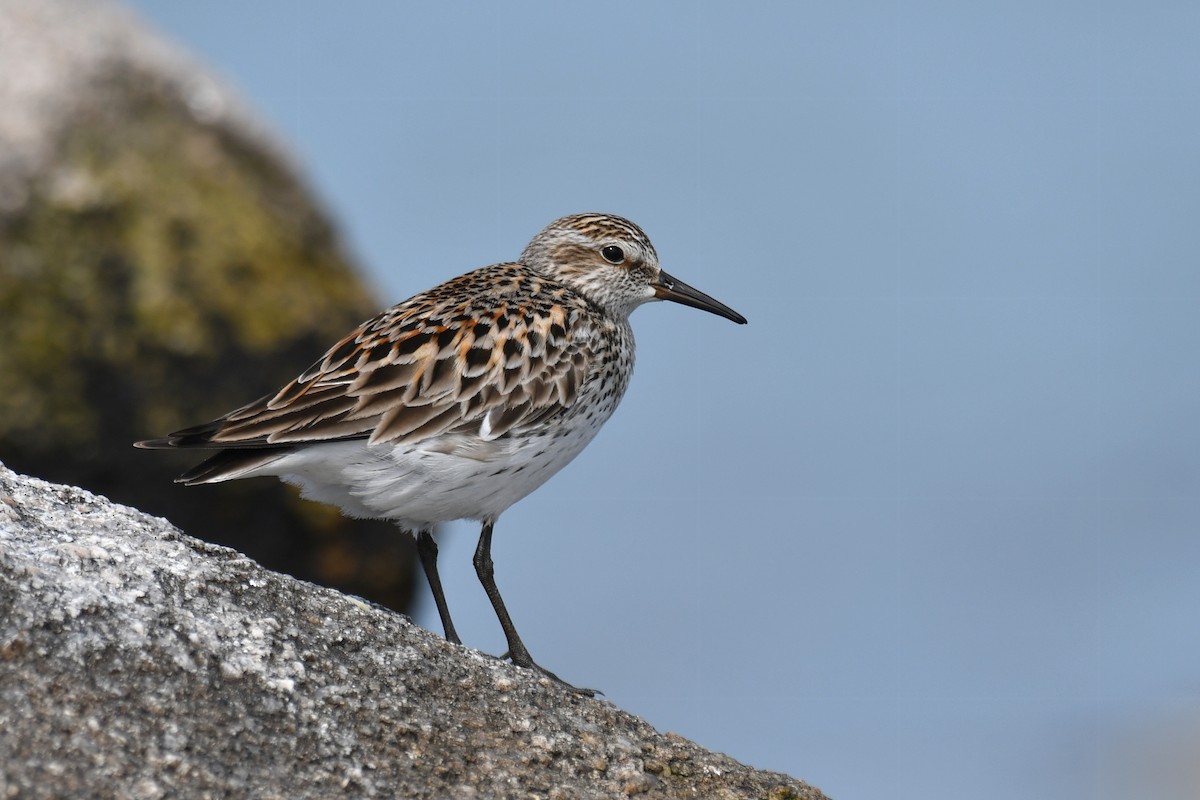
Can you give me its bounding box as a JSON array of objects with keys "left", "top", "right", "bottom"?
[{"left": 0, "top": 0, "right": 416, "bottom": 611}]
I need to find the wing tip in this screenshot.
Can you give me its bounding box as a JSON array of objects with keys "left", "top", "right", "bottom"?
[
  {"left": 133, "top": 438, "right": 174, "bottom": 450},
  {"left": 174, "top": 448, "right": 292, "bottom": 485}
]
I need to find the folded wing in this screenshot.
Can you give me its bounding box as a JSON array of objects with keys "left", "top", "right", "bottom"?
[{"left": 140, "top": 275, "right": 590, "bottom": 453}]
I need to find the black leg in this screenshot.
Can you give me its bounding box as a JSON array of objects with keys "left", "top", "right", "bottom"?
[
  {"left": 472, "top": 520, "right": 596, "bottom": 696},
  {"left": 417, "top": 529, "right": 460, "bottom": 645}
]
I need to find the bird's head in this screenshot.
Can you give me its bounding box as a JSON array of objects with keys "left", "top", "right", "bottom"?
[{"left": 520, "top": 213, "right": 747, "bottom": 324}]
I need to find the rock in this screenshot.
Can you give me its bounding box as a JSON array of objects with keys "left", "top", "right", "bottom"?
[
  {"left": 0, "top": 0, "right": 416, "bottom": 611},
  {"left": 0, "top": 462, "right": 829, "bottom": 799}
]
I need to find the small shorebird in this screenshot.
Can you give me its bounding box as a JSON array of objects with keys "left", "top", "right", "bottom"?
[{"left": 137, "top": 213, "right": 746, "bottom": 693}]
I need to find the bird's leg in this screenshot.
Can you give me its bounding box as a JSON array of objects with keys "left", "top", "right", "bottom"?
[
  {"left": 471, "top": 521, "right": 532, "bottom": 664},
  {"left": 416, "top": 528, "right": 461, "bottom": 645},
  {"left": 472, "top": 520, "right": 596, "bottom": 697}
]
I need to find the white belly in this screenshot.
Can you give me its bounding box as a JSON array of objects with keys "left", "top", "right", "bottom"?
[{"left": 255, "top": 413, "right": 607, "bottom": 529}]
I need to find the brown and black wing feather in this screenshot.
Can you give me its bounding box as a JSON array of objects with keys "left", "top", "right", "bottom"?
[{"left": 135, "top": 263, "right": 593, "bottom": 483}]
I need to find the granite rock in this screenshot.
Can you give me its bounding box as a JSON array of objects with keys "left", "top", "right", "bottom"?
[{"left": 0, "top": 462, "right": 827, "bottom": 800}]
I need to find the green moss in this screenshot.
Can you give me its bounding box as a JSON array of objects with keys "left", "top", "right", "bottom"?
[
  {"left": 0, "top": 73, "right": 378, "bottom": 445},
  {"left": 768, "top": 788, "right": 804, "bottom": 800},
  {"left": 0, "top": 68, "right": 416, "bottom": 617}
]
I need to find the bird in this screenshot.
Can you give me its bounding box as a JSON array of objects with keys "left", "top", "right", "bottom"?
[{"left": 136, "top": 213, "right": 747, "bottom": 694}]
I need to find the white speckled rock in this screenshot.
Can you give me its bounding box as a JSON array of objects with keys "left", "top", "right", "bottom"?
[{"left": 0, "top": 462, "right": 827, "bottom": 800}]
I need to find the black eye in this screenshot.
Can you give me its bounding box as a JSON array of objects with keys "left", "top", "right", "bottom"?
[{"left": 601, "top": 245, "right": 625, "bottom": 264}]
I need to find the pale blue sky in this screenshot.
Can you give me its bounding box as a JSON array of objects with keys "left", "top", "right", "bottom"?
[{"left": 124, "top": 3, "right": 1200, "bottom": 798}]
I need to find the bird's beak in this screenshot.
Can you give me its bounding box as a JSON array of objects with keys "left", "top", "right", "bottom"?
[{"left": 651, "top": 270, "right": 747, "bottom": 324}]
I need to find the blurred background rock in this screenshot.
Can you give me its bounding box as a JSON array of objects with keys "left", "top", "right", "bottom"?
[{"left": 0, "top": 0, "right": 417, "bottom": 613}]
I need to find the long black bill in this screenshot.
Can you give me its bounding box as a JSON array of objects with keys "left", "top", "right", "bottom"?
[{"left": 652, "top": 269, "right": 747, "bottom": 324}]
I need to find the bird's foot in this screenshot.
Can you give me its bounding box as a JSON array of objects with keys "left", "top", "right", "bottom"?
[{"left": 496, "top": 648, "right": 600, "bottom": 697}]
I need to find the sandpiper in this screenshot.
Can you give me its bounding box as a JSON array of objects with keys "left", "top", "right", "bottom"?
[{"left": 137, "top": 213, "right": 746, "bottom": 693}]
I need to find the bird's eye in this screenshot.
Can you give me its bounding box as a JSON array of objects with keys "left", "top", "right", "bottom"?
[{"left": 600, "top": 245, "right": 625, "bottom": 264}]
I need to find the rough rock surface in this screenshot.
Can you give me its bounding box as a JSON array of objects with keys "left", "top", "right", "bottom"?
[
  {"left": 0, "top": 463, "right": 828, "bottom": 800},
  {"left": 0, "top": 0, "right": 417, "bottom": 611}
]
